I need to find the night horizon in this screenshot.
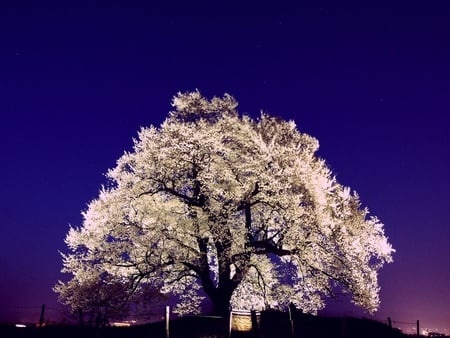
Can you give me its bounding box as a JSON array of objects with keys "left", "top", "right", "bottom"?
[{"left": 0, "top": 1, "right": 449, "bottom": 336}]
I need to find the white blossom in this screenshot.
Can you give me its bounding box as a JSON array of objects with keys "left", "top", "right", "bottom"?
[{"left": 56, "top": 91, "right": 394, "bottom": 316}]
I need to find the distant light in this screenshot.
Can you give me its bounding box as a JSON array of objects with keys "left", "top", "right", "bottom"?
[
  {"left": 111, "top": 321, "right": 131, "bottom": 327},
  {"left": 15, "top": 324, "right": 27, "bottom": 328},
  {"left": 111, "top": 320, "right": 136, "bottom": 327}
]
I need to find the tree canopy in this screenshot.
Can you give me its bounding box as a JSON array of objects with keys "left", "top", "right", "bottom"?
[{"left": 56, "top": 91, "right": 394, "bottom": 316}]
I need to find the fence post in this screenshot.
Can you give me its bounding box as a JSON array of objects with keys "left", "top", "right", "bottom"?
[
  {"left": 38, "top": 304, "right": 45, "bottom": 327},
  {"left": 250, "top": 310, "right": 259, "bottom": 337},
  {"left": 416, "top": 320, "right": 419, "bottom": 337},
  {"left": 228, "top": 310, "right": 232, "bottom": 338},
  {"left": 288, "top": 304, "right": 295, "bottom": 338},
  {"left": 341, "top": 317, "right": 347, "bottom": 338},
  {"left": 165, "top": 306, "right": 170, "bottom": 338},
  {"left": 78, "top": 308, "right": 84, "bottom": 327}
]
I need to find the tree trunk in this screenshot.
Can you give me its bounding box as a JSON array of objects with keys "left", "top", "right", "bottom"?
[
  {"left": 197, "top": 228, "right": 249, "bottom": 317},
  {"left": 210, "top": 287, "right": 233, "bottom": 316}
]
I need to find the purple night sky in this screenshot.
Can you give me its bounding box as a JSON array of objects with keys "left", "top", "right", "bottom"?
[{"left": 0, "top": 1, "right": 449, "bottom": 334}]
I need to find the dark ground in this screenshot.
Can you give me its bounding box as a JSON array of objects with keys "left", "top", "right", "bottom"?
[{"left": 0, "top": 311, "right": 424, "bottom": 338}]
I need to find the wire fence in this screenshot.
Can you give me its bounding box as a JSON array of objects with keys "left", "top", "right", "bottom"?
[
  {"left": 0, "top": 305, "right": 64, "bottom": 324},
  {"left": 2, "top": 305, "right": 448, "bottom": 337},
  {"left": 383, "top": 317, "right": 448, "bottom": 336}
]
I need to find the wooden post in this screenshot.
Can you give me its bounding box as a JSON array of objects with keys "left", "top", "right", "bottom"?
[
  {"left": 288, "top": 304, "right": 295, "bottom": 338},
  {"left": 250, "top": 310, "right": 258, "bottom": 337},
  {"left": 78, "top": 308, "right": 84, "bottom": 327},
  {"left": 38, "top": 304, "right": 45, "bottom": 327},
  {"left": 416, "top": 320, "right": 420, "bottom": 337},
  {"left": 165, "top": 306, "right": 170, "bottom": 338},
  {"left": 228, "top": 310, "right": 232, "bottom": 338},
  {"left": 341, "top": 317, "right": 347, "bottom": 338},
  {"left": 387, "top": 317, "right": 392, "bottom": 330}
]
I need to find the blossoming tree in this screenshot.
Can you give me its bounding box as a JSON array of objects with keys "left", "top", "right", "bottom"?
[{"left": 56, "top": 91, "right": 394, "bottom": 316}]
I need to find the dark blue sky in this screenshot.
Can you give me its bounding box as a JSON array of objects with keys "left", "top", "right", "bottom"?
[{"left": 0, "top": 1, "right": 449, "bottom": 334}]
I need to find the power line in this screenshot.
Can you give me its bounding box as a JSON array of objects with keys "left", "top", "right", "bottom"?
[{"left": 393, "top": 320, "right": 416, "bottom": 325}]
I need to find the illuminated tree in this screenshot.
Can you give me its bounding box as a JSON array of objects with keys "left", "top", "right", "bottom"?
[
  {"left": 54, "top": 274, "right": 130, "bottom": 326},
  {"left": 54, "top": 271, "right": 165, "bottom": 326},
  {"left": 56, "top": 91, "right": 394, "bottom": 316}
]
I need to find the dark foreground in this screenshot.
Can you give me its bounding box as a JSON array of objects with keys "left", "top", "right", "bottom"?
[{"left": 1, "top": 311, "right": 412, "bottom": 338}]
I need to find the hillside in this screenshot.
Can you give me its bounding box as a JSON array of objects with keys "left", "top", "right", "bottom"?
[{"left": 0, "top": 311, "right": 415, "bottom": 338}]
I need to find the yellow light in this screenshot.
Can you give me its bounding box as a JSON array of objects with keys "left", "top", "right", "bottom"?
[{"left": 111, "top": 322, "right": 131, "bottom": 327}]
